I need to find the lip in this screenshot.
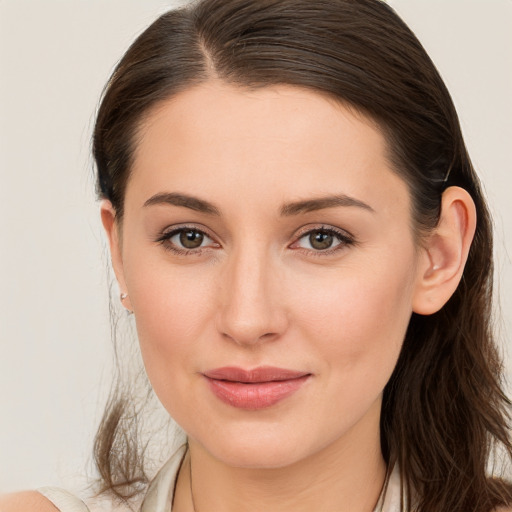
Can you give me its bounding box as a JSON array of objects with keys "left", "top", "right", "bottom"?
[{"left": 203, "top": 366, "right": 311, "bottom": 410}]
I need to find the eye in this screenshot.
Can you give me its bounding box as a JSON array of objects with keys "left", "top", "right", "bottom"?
[
  {"left": 173, "top": 229, "right": 207, "bottom": 249},
  {"left": 156, "top": 226, "right": 218, "bottom": 254},
  {"left": 292, "top": 227, "right": 354, "bottom": 253}
]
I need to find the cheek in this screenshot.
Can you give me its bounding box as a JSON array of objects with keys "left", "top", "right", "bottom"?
[
  {"left": 291, "top": 254, "right": 416, "bottom": 383},
  {"left": 123, "top": 254, "right": 217, "bottom": 389}
]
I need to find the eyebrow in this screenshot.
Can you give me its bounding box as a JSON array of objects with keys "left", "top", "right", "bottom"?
[
  {"left": 143, "top": 192, "right": 221, "bottom": 215},
  {"left": 280, "top": 194, "right": 375, "bottom": 216},
  {"left": 143, "top": 192, "right": 374, "bottom": 216}
]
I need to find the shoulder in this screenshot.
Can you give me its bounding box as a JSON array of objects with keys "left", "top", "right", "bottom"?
[{"left": 0, "top": 491, "right": 60, "bottom": 511}]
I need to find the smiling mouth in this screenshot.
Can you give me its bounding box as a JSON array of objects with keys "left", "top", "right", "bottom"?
[{"left": 202, "top": 366, "right": 311, "bottom": 410}]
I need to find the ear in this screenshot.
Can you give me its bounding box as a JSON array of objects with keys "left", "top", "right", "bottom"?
[
  {"left": 412, "top": 186, "right": 477, "bottom": 315},
  {"left": 100, "top": 200, "right": 133, "bottom": 312}
]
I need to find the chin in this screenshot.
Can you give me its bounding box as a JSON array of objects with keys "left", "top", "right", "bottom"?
[
  {"left": 188, "top": 418, "right": 335, "bottom": 470},
  {"left": 209, "top": 437, "right": 309, "bottom": 469}
]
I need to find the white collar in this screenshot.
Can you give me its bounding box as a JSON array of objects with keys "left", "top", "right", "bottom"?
[{"left": 142, "top": 445, "right": 404, "bottom": 512}]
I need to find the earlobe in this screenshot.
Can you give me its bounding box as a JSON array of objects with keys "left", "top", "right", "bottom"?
[
  {"left": 100, "top": 200, "right": 133, "bottom": 312},
  {"left": 412, "top": 186, "right": 477, "bottom": 315}
]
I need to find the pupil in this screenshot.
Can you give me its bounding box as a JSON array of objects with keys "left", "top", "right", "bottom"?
[
  {"left": 180, "top": 230, "right": 203, "bottom": 249},
  {"left": 310, "top": 231, "right": 333, "bottom": 250}
]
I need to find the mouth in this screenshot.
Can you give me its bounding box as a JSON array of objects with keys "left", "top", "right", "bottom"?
[{"left": 202, "top": 366, "right": 312, "bottom": 410}]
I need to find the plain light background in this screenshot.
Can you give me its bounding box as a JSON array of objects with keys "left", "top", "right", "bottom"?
[{"left": 1, "top": 0, "right": 511, "bottom": 493}]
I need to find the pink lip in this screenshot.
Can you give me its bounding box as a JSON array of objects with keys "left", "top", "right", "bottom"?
[{"left": 203, "top": 366, "right": 311, "bottom": 410}]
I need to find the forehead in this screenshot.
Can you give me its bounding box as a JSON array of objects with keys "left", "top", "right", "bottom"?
[{"left": 128, "top": 81, "right": 410, "bottom": 217}]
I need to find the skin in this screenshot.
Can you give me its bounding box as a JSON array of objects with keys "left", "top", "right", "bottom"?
[
  {"left": 1, "top": 83, "right": 478, "bottom": 512},
  {"left": 100, "top": 81, "right": 477, "bottom": 512},
  {"left": 0, "top": 492, "right": 59, "bottom": 512}
]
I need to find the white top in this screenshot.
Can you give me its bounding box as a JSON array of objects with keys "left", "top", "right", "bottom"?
[{"left": 38, "top": 445, "right": 403, "bottom": 511}]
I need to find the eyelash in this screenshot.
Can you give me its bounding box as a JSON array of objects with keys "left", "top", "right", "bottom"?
[
  {"left": 155, "top": 225, "right": 355, "bottom": 256},
  {"left": 155, "top": 225, "right": 218, "bottom": 256},
  {"left": 292, "top": 226, "right": 355, "bottom": 256}
]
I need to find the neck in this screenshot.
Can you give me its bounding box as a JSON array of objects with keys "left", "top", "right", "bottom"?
[{"left": 173, "top": 402, "right": 386, "bottom": 512}]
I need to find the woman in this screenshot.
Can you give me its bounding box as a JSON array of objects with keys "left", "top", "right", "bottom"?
[{"left": 2, "top": 0, "right": 511, "bottom": 511}]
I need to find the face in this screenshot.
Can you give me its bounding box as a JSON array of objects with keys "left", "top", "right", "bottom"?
[{"left": 109, "top": 81, "right": 426, "bottom": 469}]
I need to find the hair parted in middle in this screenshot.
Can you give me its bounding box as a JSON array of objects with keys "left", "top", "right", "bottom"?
[{"left": 92, "top": 1, "right": 512, "bottom": 511}]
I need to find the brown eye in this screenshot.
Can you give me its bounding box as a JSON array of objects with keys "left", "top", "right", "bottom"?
[
  {"left": 157, "top": 227, "right": 217, "bottom": 254},
  {"left": 309, "top": 230, "right": 335, "bottom": 250},
  {"left": 293, "top": 227, "right": 354, "bottom": 253},
  {"left": 179, "top": 229, "right": 204, "bottom": 249}
]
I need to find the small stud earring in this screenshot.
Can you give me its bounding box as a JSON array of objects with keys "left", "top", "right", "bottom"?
[{"left": 120, "top": 292, "right": 133, "bottom": 315}]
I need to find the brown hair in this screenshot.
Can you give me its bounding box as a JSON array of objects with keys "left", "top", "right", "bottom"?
[{"left": 92, "top": 1, "right": 512, "bottom": 510}]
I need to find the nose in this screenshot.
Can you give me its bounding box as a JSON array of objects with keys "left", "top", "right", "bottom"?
[{"left": 216, "top": 246, "right": 289, "bottom": 346}]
